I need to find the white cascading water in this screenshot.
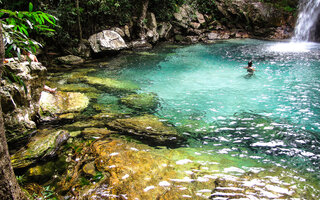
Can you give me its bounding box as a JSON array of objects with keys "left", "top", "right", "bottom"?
[{"left": 292, "top": 0, "right": 320, "bottom": 41}]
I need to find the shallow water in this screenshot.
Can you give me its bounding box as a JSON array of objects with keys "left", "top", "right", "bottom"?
[{"left": 48, "top": 39, "right": 320, "bottom": 199}]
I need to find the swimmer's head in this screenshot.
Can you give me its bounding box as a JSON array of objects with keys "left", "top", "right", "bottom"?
[{"left": 248, "top": 61, "right": 253, "bottom": 66}]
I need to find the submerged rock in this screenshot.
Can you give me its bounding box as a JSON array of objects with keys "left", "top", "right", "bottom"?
[
  {"left": 84, "top": 76, "right": 139, "bottom": 93},
  {"left": 64, "top": 120, "right": 106, "bottom": 131},
  {"left": 39, "top": 91, "right": 89, "bottom": 116},
  {"left": 11, "top": 130, "right": 69, "bottom": 169},
  {"left": 81, "top": 128, "right": 114, "bottom": 139},
  {"left": 88, "top": 30, "right": 127, "bottom": 53},
  {"left": 120, "top": 93, "right": 159, "bottom": 112},
  {"left": 58, "top": 84, "right": 100, "bottom": 93},
  {"left": 107, "top": 115, "right": 183, "bottom": 145}
]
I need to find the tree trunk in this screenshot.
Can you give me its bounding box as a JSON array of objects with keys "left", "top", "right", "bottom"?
[
  {"left": 76, "top": 0, "right": 82, "bottom": 41},
  {"left": 0, "top": 22, "right": 26, "bottom": 200},
  {"left": 138, "top": 0, "right": 149, "bottom": 39}
]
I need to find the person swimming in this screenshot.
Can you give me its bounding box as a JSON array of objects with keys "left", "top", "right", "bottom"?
[{"left": 243, "top": 61, "right": 256, "bottom": 75}]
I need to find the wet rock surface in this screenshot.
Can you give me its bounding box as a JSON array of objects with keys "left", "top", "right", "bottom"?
[
  {"left": 107, "top": 115, "right": 183, "bottom": 145},
  {"left": 120, "top": 92, "right": 159, "bottom": 112},
  {"left": 11, "top": 129, "right": 69, "bottom": 169}
]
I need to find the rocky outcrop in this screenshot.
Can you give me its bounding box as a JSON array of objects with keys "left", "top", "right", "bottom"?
[
  {"left": 88, "top": 30, "right": 128, "bottom": 53},
  {"left": 107, "top": 115, "right": 183, "bottom": 145},
  {"left": 1, "top": 60, "right": 46, "bottom": 145},
  {"left": 11, "top": 129, "right": 69, "bottom": 169}
]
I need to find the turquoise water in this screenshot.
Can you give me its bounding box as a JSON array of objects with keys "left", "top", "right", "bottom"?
[{"left": 96, "top": 39, "right": 320, "bottom": 176}]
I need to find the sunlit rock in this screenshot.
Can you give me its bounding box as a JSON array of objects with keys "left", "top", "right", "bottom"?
[
  {"left": 83, "top": 162, "right": 97, "bottom": 177},
  {"left": 84, "top": 76, "right": 139, "bottom": 93},
  {"left": 120, "top": 93, "right": 159, "bottom": 112},
  {"left": 107, "top": 115, "right": 183, "bottom": 145},
  {"left": 39, "top": 91, "right": 89, "bottom": 116},
  {"left": 11, "top": 130, "right": 69, "bottom": 169},
  {"left": 88, "top": 30, "right": 127, "bottom": 53}
]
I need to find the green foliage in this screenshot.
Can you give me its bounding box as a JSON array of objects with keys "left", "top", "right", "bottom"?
[
  {"left": 3, "top": 65, "right": 28, "bottom": 94},
  {"left": 0, "top": 3, "right": 56, "bottom": 57},
  {"left": 188, "top": 0, "right": 216, "bottom": 15},
  {"left": 79, "top": 177, "right": 90, "bottom": 187},
  {"left": 31, "top": 185, "right": 58, "bottom": 200},
  {"left": 92, "top": 171, "right": 104, "bottom": 182},
  {"left": 16, "top": 175, "right": 27, "bottom": 186},
  {"left": 259, "top": 0, "right": 298, "bottom": 12}
]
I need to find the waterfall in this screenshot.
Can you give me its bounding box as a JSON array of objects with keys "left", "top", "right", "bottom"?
[{"left": 292, "top": 0, "right": 320, "bottom": 41}]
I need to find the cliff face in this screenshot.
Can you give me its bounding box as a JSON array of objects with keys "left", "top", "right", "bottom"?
[{"left": 1, "top": 60, "right": 46, "bottom": 147}]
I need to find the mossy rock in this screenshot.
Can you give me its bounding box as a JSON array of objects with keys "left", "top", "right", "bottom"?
[
  {"left": 58, "top": 84, "right": 100, "bottom": 93},
  {"left": 107, "top": 115, "right": 184, "bottom": 145},
  {"left": 84, "top": 76, "right": 139, "bottom": 93},
  {"left": 39, "top": 91, "right": 90, "bottom": 116},
  {"left": 64, "top": 120, "right": 106, "bottom": 131},
  {"left": 120, "top": 93, "right": 159, "bottom": 112},
  {"left": 26, "top": 156, "right": 67, "bottom": 183},
  {"left": 81, "top": 128, "right": 115, "bottom": 139},
  {"left": 11, "top": 130, "right": 69, "bottom": 169}
]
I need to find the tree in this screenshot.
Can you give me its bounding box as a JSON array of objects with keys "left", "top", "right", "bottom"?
[{"left": 0, "top": 3, "right": 56, "bottom": 199}]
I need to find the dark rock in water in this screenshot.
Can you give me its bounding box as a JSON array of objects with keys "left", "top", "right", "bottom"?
[
  {"left": 1, "top": 60, "right": 46, "bottom": 146},
  {"left": 107, "top": 115, "right": 184, "bottom": 145},
  {"left": 129, "top": 40, "right": 153, "bottom": 51},
  {"left": 55, "top": 55, "right": 85, "bottom": 65},
  {"left": 120, "top": 93, "right": 159, "bottom": 112},
  {"left": 11, "top": 129, "right": 70, "bottom": 169},
  {"left": 25, "top": 156, "right": 67, "bottom": 183}
]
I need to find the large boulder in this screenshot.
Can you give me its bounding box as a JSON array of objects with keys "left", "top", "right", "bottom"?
[
  {"left": 11, "top": 129, "right": 69, "bottom": 169},
  {"left": 107, "top": 115, "right": 183, "bottom": 145},
  {"left": 1, "top": 60, "right": 46, "bottom": 145},
  {"left": 39, "top": 91, "right": 90, "bottom": 116},
  {"left": 88, "top": 30, "right": 127, "bottom": 53}
]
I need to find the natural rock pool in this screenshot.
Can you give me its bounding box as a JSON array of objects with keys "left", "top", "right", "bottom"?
[{"left": 35, "top": 39, "right": 320, "bottom": 199}]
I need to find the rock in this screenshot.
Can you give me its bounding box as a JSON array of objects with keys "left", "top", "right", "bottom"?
[
  {"left": 11, "top": 130, "right": 70, "bottom": 168},
  {"left": 83, "top": 76, "right": 139, "bottom": 93},
  {"left": 83, "top": 162, "right": 97, "bottom": 177},
  {"left": 64, "top": 120, "right": 106, "bottom": 131},
  {"left": 208, "top": 32, "right": 220, "bottom": 40},
  {"left": 111, "top": 27, "right": 125, "bottom": 37},
  {"left": 158, "top": 22, "right": 172, "bottom": 39},
  {"left": 107, "top": 115, "right": 183, "bottom": 145},
  {"left": 130, "top": 40, "right": 153, "bottom": 51},
  {"left": 190, "top": 22, "right": 201, "bottom": 29},
  {"left": 58, "top": 84, "right": 100, "bottom": 93},
  {"left": 1, "top": 61, "right": 46, "bottom": 145},
  {"left": 26, "top": 156, "right": 67, "bottom": 183},
  {"left": 120, "top": 93, "right": 159, "bottom": 112},
  {"left": 55, "top": 55, "right": 84, "bottom": 65},
  {"left": 82, "top": 128, "right": 114, "bottom": 139},
  {"left": 124, "top": 25, "right": 131, "bottom": 38},
  {"left": 175, "top": 35, "right": 185, "bottom": 42},
  {"left": 88, "top": 30, "right": 127, "bottom": 53},
  {"left": 39, "top": 91, "right": 90, "bottom": 116},
  {"left": 173, "top": 13, "right": 183, "bottom": 21},
  {"left": 77, "top": 40, "right": 91, "bottom": 58},
  {"left": 196, "top": 11, "right": 206, "bottom": 24}
]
